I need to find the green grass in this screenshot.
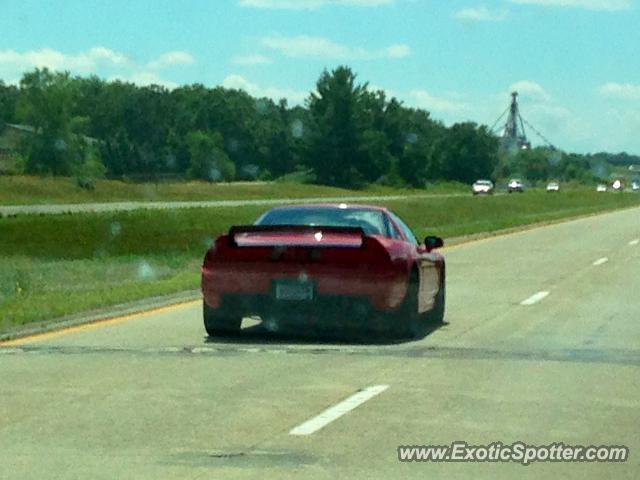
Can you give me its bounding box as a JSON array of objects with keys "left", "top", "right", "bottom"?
[
  {"left": 0, "top": 175, "right": 444, "bottom": 205},
  {"left": 1, "top": 188, "right": 639, "bottom": 331},
  {"left": 384, "top": 189, "right": 640, "bottom": 239},
  {"left": 0, "top": 255, "right": 200, "bottom": 327}
]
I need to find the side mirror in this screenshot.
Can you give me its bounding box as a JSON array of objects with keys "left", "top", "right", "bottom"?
[{"left": 424, "top": 236, "right": 444, "bottom": 252}]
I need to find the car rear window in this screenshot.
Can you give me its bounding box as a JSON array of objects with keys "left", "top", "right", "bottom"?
[{"left": 256, "top": 208, "right": 388, "bottom": 236}]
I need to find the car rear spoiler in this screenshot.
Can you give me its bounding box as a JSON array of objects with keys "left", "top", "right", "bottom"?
[{"left": 227, "top": 225, "right": 367, "bottom": 248}]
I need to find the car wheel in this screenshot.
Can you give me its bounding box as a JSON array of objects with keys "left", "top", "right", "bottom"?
[
  {"left": 203, "top": 301, "right": 242, "bottom": 336},
  {"left": 393, "top": 272, "right": 421, "bottom": 338},
  {"left": 426, "top": 285, "right": 446, "bottom": 325}
]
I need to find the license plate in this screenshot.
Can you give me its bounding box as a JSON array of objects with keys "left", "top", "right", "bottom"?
[{"left": 275, "top": 281, "right": 314, "bottom": 301}]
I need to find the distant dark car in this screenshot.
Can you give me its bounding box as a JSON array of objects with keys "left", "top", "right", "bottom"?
[
  {"left": 472, "top": 179, "right": 494, "bottom": 195},
  {"left": 201, "top": 204, "right": 446, "bottom": 337},
  {"left": 508, "top": 179, "right": 524, "bottom": 193}
]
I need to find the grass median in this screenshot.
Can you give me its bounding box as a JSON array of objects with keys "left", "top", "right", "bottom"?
[
  {"left": 0, "top": 175, "right": 454, "bottom": 205},
  {"left": 1, "top": 188, "right": 639, "bottom": 331}
]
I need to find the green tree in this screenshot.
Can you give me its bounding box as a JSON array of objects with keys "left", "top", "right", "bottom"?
[
  {"left": 437, "top": 123, "right": 498, "bottom": 184},
  {"left": 559, "top": 152, "right": 599, "bottom": 182},
  {"left": 394, "top": 108, "right": 444, "bottom": 187},
  {"left": 0, "top": 81, "right": 19, "bottom": 125},
  {"left": 358, "top": 129, "right": 393, "bottom": 183},
  {"left": 73, "top": 145, "right": 106, "bottom": 190},
  {"left": 305, "top": 66, "right": 367, "bottom": 188},
  {"left": 357, "top": 90, "right": 394, "bottom": 182},
  {"left": 186, "top": 130, "right": 235, "bottom": 182},
  {"left": 16, "top": 69, "right": 79, "bottom": 175},
  {"left": 500, "top": 147, "right": 557, "bottom": 183}
]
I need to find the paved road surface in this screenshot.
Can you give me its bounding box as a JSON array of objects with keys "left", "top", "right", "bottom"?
[
  {"left": 1, "top": 207, "right": 639, "bottom": 479},
  {"left": 0, "top": 193, "right": 468, "bottom": 217}
]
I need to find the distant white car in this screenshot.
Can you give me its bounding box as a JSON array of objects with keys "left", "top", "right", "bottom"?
[
  {"left": 632, "top": 182, "right": 639, "bottom": 192},
  {"left": 546, "top": 182, "right": 560, "bottom": 193},
  {"left": 597, "top": 184, "right": 608, "bottom": 193},
  {"left": 507, "top": 179, "right": 524, "bottom": 193},
  {"left": 472, "top": 179, "right": 494, "bottom": 195}
]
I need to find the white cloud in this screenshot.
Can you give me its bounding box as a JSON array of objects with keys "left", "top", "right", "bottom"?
[
  {"left": 147, "top": 51, "right": 194, "bottom": 69},
  {"left": 239, "top": 0, "right": 394, "bottom": 9},
  {"left": 231, "top": 54, "right": 273, "bottom": 65},
  {"left": 222, "top": 74, "right": 308, "bottom": 104},
  {"left": 0, "top": 47, "right": 131, "bottom": 74},
  {"left": 509, "top": 0, "right": 632, "bottom": 11},
  {"left": 383, "top": 44, "right": 411, "bottom": 58},
  {"left": 455, "top": 6, "right": 508, "bottom": 21},
  {"left": 408, "top": 89, "right": 469, "bottom": 113},
  {"left": 110, "top": 72, "right": 178, "bottom": 89},
  {"left": 599, "top": 82, "right": 640, "bottom": 101},
  {"left": 262, "top": 35, "right": 354, "bottom": 58},
  {"left": 88, "top": 47, "right": 129, "bottom": 65},
  {"left": 0, "top": 47, "right": 192, "bottom": 90},
  {"left": 509, "top": 80, "right": 552, "bottom": 102},
  {"left": 261, "top": 35, "right": 410, "bottom": 59}
]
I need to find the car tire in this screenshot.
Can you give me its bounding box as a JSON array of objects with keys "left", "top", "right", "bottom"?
[
  {"left": 203, "top": 301, "right": 242, "bottom": 336},
  {"left": 393, "top": 272, "right": 421, "bottom": 338},
  {"left": 426, "top": 285, "right": 446, "bottom": 325}
]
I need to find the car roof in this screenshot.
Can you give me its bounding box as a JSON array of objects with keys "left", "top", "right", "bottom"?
[{"left": 264, "top": 203, "right": 389, "bottom": 213}]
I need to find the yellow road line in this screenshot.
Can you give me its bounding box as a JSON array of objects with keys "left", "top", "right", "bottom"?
[
  {"left": 1, "top": 299, "right": 201, "bottom": 346},
  {"left": 443, "top": 224, "right": 543, "bottom": 251},
  {"left": 442, "top": 215, "right": 576, "bottom": 252}
]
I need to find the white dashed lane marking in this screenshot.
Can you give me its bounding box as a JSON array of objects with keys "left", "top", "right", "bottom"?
[
  {"left": 290, "top": 385, "right": 389, "bottom": 436},
  {"left": 520, "top": 291, "right": 550, "bottom": 306}
]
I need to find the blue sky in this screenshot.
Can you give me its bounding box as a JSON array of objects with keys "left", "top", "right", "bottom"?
[{"left": 1, "top": 0, "right": 639, "bottom": 154}]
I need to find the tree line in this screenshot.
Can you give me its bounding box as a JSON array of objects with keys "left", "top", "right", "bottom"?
[{"left": 0, "top": 66, "right": 622, "bottom": 189}]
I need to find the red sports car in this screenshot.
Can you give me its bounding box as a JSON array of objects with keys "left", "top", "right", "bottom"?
[{"left": 201, "top": 204, "right": 446, "bottom": 337}]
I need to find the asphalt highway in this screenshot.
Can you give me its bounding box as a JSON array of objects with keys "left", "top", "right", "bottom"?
[{"left": 1, "top": 207, "right": 639, "bottom": 479}]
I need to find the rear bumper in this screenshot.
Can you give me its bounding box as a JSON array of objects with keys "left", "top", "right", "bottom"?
[
  {"left": 211, "top": 293, "right": 377, "bottom": 327},
  {"left": 201, "top": 264, "right": 407, "bottom": 314}
]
